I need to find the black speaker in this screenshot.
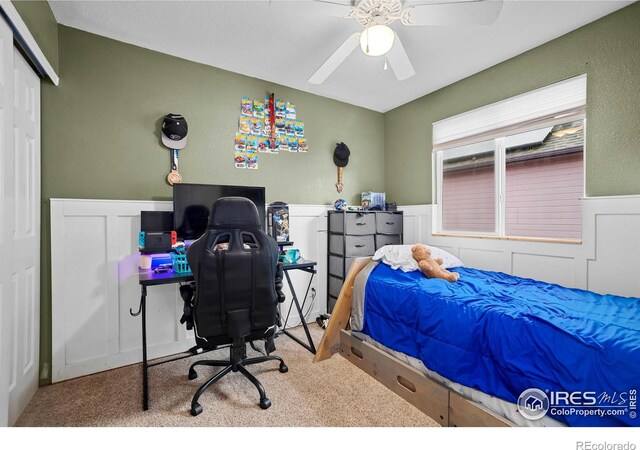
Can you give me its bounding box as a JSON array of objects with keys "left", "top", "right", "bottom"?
[
  {"left": 141, "top": 211, "right": 174, "bottom": 232},
  {"left": 266, "top": 202, "right": 289, "bottom": 243}
]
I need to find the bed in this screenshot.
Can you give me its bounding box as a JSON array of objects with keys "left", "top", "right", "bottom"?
[{"left": 314, "top": 252, "right": 640, "bottom": 427}]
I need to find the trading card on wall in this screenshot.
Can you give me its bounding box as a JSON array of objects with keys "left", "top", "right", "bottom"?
[
  {"left": 275, "top": 117, "right": 286, "bottom": 136},
  {"left": 251, "top": 118, "right": 263, "bottom": 135},
  {"left": 278, "top": 137, "right": 289, "bottom": 152},
  {"left": 288, "top": 136, "right": 299, "bottom": 152},
  {"left": 247, "top": 135, "right": 258, "bottom": 150},
  {"left": 294, "top": 120, "right": 304, "bottom": 138},
  {"left": 235, "top": 132, "right": 247, "bottom": 151},
  {"left": 286, "top": 102, "right": 296, "bottom": 120},
  {"left": 241, "top": 97, "right": 253, "bottom": 117},
  {"left": 285, "top": 120, "right": 295, "bottom": 136},
  {"left": 258, "top": 136, "right": 269, "bottom": 153},
  {"left": 268, "top": 136, "right": 279, "bottom": 154},
  {"left": 253, "top": 100, "right": 265, "bottom": 118},
  {"left": 264, "top": 97, "right": 271, "bottom": 117},
  {"left": 263, "top": 117, "right": 271, "bottom": 136},
  {"left": 275, "top": 100, "right": 286, "bottom": 118},
  {"left": 239, "top": 117, "right": 251, "bottom": 134},
  {"left": 298, "top": 138, "right": 308, "bottom": 152},
  {"left": 246, "top": 149, "right": 258, "bottom": 169},
  {"left": 234, "top": 147, "right": 247, "bottom": 169}
]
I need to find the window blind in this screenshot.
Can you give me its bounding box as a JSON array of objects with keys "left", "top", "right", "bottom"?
[{"left": 432, "top": 74, "right": 586, "bottom": 152}]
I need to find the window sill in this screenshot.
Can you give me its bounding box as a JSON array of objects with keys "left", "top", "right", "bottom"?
[{"left": 431, "top": 233, "right": 582, "bottom": 245}]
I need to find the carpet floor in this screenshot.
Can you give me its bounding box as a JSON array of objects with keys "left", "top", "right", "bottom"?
[{"left": 16, "top": 325, "right": 439, "bottom": 427}]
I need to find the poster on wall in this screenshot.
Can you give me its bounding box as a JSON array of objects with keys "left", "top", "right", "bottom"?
[{"left": 234, "top": 95, "right": 308, "bottom": 168}]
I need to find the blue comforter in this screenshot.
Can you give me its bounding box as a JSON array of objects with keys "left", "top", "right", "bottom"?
[{"left": 361, "top": 264, "right": 640, "bottom": 426}]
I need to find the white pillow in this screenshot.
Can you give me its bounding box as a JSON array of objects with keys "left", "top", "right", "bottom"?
[
  {"left": 373, "top": 244, "right": 464, "bottom": 272},
  {"left": 372, "top": 245, "right": 418, "bottom": 272},
  {"left": 427, "top": 245, "right": 464, "bottom": 269}
]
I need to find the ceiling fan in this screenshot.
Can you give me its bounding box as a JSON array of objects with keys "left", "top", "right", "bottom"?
[{"left": 306, "top": 0, "right": 504, "bottom": 84}]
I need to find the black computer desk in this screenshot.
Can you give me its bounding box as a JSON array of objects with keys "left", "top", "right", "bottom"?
[
  {"left": 278, "top": 259, "right": 317, "bottom": 355},
  {"left": 131, "top": 258, "right": 317, "bottom": 411}
]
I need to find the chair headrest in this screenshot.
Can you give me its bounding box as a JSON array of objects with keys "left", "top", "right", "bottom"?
[{"left": 208, "top": 197, "right": 261, "bottom": 229}]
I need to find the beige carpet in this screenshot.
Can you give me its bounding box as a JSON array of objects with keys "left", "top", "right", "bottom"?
[{"left": 16, "top": 325, "right": 438, "bottom": 427}]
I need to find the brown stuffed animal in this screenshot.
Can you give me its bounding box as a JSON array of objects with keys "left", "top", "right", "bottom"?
[{"left": 411, "top": 244, "right": 460, "bottom": 282}]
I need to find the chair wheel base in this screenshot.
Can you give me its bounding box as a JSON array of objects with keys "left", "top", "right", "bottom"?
[
  {"left": 279, "top": 363, "right": 288, "bottom": 373},
  {"left": 191, "top": 403, "right": 203, "bottom": 416},
  {"left": 260, "top": 398, "right": 272, "bottom": 410},
  {"left": 188, "top": 370, "right": 198, "bottom": 380}
]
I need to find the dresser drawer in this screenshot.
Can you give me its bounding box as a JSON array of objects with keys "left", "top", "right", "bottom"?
[
  {"left": 375, "top": 234, "right": 401, "bottom": 250},
  {"left": 376, "top": 213, "right": 403, "bottom": 235},
  {"left": 328, "top": 255, "right": 343, "bottom": 277},
  {"left": 329, "top": 234, "right": 375, "bottom": 257},
  {"left": 329, "top": 212, "right": 376, "bottom": 235},
  {"left": 329, "top": 275, "right": 344, "bottom": 298},
  {"left": 329, "top": 255, "right": 356, "bottom": 278}
]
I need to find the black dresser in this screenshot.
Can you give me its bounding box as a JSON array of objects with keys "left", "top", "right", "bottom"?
[{"left": 327, "top": 210, "right": 403, "bottom": 313}]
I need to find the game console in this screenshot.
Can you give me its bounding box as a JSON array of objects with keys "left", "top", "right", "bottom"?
[{"left": 138, "top": 231, "right": 176, "bottom": 254}]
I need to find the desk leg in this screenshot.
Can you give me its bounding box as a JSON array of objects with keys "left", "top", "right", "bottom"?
[
  {"left": 282, "top": 270, "right": 317, "bottom": 354},
  {"left": 141, "top": 285, "right": 149, "bottom": 411}
]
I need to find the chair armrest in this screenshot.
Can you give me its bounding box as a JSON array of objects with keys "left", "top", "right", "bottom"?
[{"left": 275, "top": 263, "right": 285, "bottom": 303}]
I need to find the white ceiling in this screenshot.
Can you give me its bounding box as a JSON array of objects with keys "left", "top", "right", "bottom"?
[{"left": 48, "top": 0, "right": 633, "bottom": 112}]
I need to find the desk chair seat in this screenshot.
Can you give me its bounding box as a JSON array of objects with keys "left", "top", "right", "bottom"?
[{"left": 185, "top": 197, "right": 287, "bottom": 416}]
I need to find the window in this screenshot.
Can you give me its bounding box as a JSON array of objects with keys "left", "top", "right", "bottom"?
[
  {"left": 504, "top": 121, "right": 583, "bottom": 240},
  {"left": 441, "top": 140, "right": 496, "bottom": 233},
  {"left": 433, "top": 75, "right": 586, "bottom": 241}
]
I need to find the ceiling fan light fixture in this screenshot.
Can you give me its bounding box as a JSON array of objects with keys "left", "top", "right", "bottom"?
[{"left": 359, "top": 24, "right": 395, "bottom": 56}]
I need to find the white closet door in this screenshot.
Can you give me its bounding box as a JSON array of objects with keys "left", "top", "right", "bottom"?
[
  {"left": 7, "top": 45, "right": 40, "bottom": 426},
  {"left": 0, "top": 14, "right": 40, "bottom": 425},
  {"left": 0, "top": 15, "right": 16, "bottom": 428}
]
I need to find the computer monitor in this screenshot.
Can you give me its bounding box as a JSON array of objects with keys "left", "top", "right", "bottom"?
[{"left": 173, "top": 183, "right": 266, "bottom": 240}]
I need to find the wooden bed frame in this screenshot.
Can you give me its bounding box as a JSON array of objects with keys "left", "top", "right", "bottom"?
[{"left": 313, "top": 257, "right": 515, "bottom": 427}]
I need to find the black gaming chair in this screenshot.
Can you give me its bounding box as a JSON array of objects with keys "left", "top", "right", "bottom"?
[{"left": 184, "top": 197, "right": 287, "bottom": 416}]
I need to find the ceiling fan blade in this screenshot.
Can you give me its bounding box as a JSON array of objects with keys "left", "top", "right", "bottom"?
[
  {"left": 297, "top": 0, "right": 355, "bottom": 18},
  {"left": 386, "top": 32, "right": 416, "bottom": 81},
  {"left": 402, "top": 0, "right": 503, "bottom": 26},
  {"left": 308, "top": 32, "right": 361, "bottom": 84}
]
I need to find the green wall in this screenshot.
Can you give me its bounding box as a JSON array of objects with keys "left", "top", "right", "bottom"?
[
  {"left": 11, "top": 0, "right": 58, "bottom": 73},
  {"left": 384, "top": 2, "right": 640, "bottom": 205},
  {"left": 44, "top": 26, "right": 384, "bottom": 204},
  {"left": 38, "top": 25, "right": 384, "bottom": 383}
]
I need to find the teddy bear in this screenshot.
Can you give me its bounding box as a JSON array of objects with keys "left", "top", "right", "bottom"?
[{"left": 411, "top": 244, "right": 460, "bottom": 282}]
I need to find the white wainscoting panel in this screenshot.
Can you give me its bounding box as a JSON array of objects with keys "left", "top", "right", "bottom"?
[
  {"left": 400, "top": 196, "right": 640, "bottom": 298},
  {"left": 51, "top": 199, "right": 328, "bottom": 382},
  {"left": 585, "top": 197, "right": 640, "bottom": 298},
  {"left": 279, "top": 205, "right": 328, "bottom": 328},
  {"left": 512, "top": 253, "right": 574, "bottom": 287},
  {"left": 459, "top": 248, "right": 505, "bottom": 272}
]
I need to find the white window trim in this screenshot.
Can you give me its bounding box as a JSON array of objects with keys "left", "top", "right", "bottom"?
[{"left": 432, "top": 75, "right": 587, "bottom": 239}]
